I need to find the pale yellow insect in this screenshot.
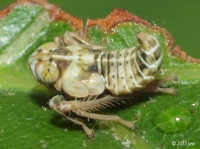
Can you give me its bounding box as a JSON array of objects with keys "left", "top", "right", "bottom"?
[{"left": 28, "top": 32, "right": 174, "bottom": 138}]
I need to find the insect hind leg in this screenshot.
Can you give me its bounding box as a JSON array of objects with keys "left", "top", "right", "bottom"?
[
  {"left": 144, "top": 76, "right": 178, "bottom": 95},
  {"left": 49, "top": 95, "right": 136, "bottom": 138},
  {"left": 55, "top": 110, "right": 95, "bottom": 139},
  {"left": 75, "top": 110, "right": 136, "bottom": 130}
]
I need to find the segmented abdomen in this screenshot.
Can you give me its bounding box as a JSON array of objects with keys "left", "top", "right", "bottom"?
[{"left": 96, "top": 32, "right": 162, "bottom": 95}]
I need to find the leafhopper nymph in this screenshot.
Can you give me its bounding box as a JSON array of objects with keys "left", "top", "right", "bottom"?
[{"left": 28, "top": 32, "right": 175, "bottom": 138}]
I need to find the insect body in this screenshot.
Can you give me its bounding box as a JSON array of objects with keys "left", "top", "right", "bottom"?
[
  {"left": 28, "top": 32, "right": 163, "bottom": 138},
  {"left": 29, "top": 32, "right": 162, "bottom": 97}
]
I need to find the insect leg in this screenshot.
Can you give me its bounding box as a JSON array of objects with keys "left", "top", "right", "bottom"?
[
  {"left": 76, "top": 110, "right": 135, "bottom": 130},
  {"left": 155, "top": 76, "right": 178, "bottom": 94},
  {"left": 160, "top": 76, "right": 178, "bottom": 83},
  {"left": 63, "top": 32, "right": 106, "bottom": 50},
  {"left": 58, "top": 111, "right": 94, "bottom": 139},
  {"left": 53, "top": 32, "right": 89, "bottom": 47},
  {"left": 154, "top": 87, "right": 176, "bottom": 95},
  {"left": 144, "top": 76, "right": 178, "bottom": 95},
  {"left": 49, "top": 96, "right": 94, "bottom": 138},
  {"left": 63, "top": 32, "right": 89, "bottom": 45}
]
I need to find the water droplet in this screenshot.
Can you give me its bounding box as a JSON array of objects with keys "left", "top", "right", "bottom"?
[{"left": 153, "top": 107, "right": 193, "bottom": 133}]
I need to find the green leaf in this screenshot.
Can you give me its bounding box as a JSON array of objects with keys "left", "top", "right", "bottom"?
[{"left": 0, "top": 1, "right": 200, "bottom": 149}]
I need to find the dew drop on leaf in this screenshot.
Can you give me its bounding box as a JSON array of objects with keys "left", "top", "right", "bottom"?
[{"left": 153, "top": 107, "right": 193, "bottom": 133}]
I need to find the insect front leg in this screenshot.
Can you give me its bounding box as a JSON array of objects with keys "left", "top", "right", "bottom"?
[
  {"left": 62, "top": 114, "right": 94, "bottom": 139},
  {"left": 55, "top": 32, "right": 106, "bottom": 51},
  {"left": 49, "top": 95, "right": 94, "bottom": 138},
  {"left": 54, "top": 32, "right": 88, "bottom": 47},
  {"left": 63, "top": 32, "right": 90, "bottom": 45}
]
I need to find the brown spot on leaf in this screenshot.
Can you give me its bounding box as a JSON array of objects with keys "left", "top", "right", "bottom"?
[
  {"left": 86, "top": 8, "right": 174, "bottom": 49},
  {"left": 86, "top": 8, "right": 200, "bottom": 64},
  {"left": 171, "top": 46, "right": 200, "bottom": 63}
]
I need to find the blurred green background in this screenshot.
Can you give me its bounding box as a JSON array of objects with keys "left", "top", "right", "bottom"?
[{"left": 1, "top": 0, "right": 200, "bottom": 58}]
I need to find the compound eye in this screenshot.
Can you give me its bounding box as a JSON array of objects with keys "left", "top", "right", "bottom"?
[{"left": 35, "top": 60, "right": 59, "bottom": 84}]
